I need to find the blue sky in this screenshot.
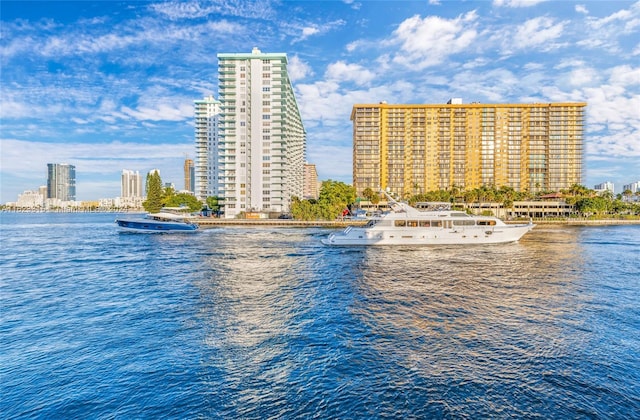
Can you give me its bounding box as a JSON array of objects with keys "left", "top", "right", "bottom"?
[{"left": 1, "top": 0, "right": 639, "bottom": 203}]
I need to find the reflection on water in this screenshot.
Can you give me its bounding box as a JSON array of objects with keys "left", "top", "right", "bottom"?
[
  {"left": 1, "top": 215, "right": 638, "bottom": 419},
  {"left": 187, "top": 225, "right": 639, "bottom": 418}
]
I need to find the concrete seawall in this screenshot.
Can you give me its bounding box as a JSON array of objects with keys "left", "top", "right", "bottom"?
[
  {"left": 529, "top": 219, "right": 640, "bottom": 226},
  {"left": 195, "top": 218, "right": 640, "bottom": 229},
  {"left": 194, "top": 218, "right": 368, "bottom": 229}
]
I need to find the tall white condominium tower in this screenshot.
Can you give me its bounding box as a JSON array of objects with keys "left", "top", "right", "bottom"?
[
  {"left": 194, "top": 95, "right": 222, "bottom": 201},
  {"left": 121, "top": 170, "right": 143, "bottom": 197},
  {"left": 217, "top": 47, "right": 306, "bottom": 218}
]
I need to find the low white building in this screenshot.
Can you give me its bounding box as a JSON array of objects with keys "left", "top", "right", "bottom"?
[
  {"left": 594, "top": 181, "right": 614, "bottom": 195},
  {"left": 16, "top": 190, "right": 45, "bottom": 209}
]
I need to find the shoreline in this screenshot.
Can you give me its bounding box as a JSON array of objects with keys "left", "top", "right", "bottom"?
[{"left": 2, "top": 211, "right": 639, "bottom": 227}]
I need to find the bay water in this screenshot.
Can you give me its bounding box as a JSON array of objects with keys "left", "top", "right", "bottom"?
[{"left": 1, "top": 213, "right": 638, "bottom": 418}]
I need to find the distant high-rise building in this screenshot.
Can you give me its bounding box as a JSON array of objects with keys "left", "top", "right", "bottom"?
[
  {"left": 194, "top": 95, "right": 222, "bottom": 201},
  {"left": 215, "top": 47, "right": 306, "bottom": 218},
  {"left": 351, "top": 100, "right": 586, "bottom": 197},
  {"left": 121, "top": 169, "right": 143, "bottom": 198},
  {"left": 303, "top": 163, "right": 319, "bottom": 200},
  {"left": 47, "top": 163, "right": 76, "bottom": 201},
  {"left": 623, "top": 181, "right": 639, "bottom": 193},
  {"left": 184, "top": 158, "right": 195, "bottom": 193},
  {"left": 594, "top": 181, "right": 614, "bottom": 194}
]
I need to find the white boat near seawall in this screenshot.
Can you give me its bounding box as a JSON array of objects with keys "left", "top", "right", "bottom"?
[
  {"left": 115, "top": 207, "right": 199, "bottom": 233},
  {"left": 322, "top": 198, "right": 534, "bottom": 246}
]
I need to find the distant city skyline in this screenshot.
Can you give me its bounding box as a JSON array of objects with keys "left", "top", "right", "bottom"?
[{"left": 1, "top": 0, "right": 639, "bottom": 203}]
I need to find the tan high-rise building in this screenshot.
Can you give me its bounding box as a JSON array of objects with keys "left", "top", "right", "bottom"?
[
  {"left": 351, "top": 100, "right": 586, "bottom": 197},
  {"left": 303, "top": 163, "right": 319, "bottom": 200},
  {"left": 184, "top": 158, "right": 194, "bottom": 192}
]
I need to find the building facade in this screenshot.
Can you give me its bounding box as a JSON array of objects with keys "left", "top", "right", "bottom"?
[
  {"left": 594, "top": 181, "right": 615, "bottom": 195},
  {"left": 16, "top": 190, "right": 45, "bottom": 208},
  {"left": 194, "top": 95, "right": 222, "bottom": 201},
  {"left": 121, "top": 169, "right": 143, "bottom": 198},
  {"left": 623, "top": 181, "right": 639, "bottom": 193},
  {"left": 303, "top": 163, "right": 319, "bottom": 200},
  {"left": 184, "top": 159, "right": 195, "bottom": 193},
  {"left": 351, "top": 100, "right": 586, "bottom": 197},
  {"left": 47, "top": 163, "right": 76, "bottom": 201},
  {"left": 216, "top": 47, "right": 306, "bottom": 218}
]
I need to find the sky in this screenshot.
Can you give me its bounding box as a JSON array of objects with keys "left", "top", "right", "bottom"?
[{"left": 1, "top": 0, "right": 639, "bottom": 203}]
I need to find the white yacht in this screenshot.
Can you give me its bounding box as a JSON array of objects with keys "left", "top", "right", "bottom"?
[{"left": 322, "top": 198, "right": 534, "bottom": 246}]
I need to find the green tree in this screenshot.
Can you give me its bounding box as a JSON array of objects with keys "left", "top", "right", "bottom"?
[
  {"left": 143, "top": 171, "right": 164, "bottom": 213},
  {"left": 576, "top": 197, "right": 611, "bottom": 216},
  {"left": 320, "top": 180, "right": 356, "bottom": 207},
  {"left": 290, "top": 197, "right": 316, "bottom": 220},
  {"left": 362, "top": 187, "right": 375, "bottom": 202},
  {"left": 361, "top": 187, "right": 380, "bottom": 206},
  {"left": 164, "top": 192, "right": 202, "bottom": 212},
  {"left": 206, "top": 196, "right": 221, "bottom": 214},
  {"left": 290, "top": 180, "right": 357, "bottom": 221}
]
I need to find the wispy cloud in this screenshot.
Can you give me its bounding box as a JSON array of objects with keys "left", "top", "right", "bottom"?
[
  {"left": 286, "top": 19, "right": 346, "bottom": 43},
  {"left": 149, "top": 0, "right": 277, "bottom": 20},
  {"left": 493, "top": 0, "right": 549, "bottom": 7}
]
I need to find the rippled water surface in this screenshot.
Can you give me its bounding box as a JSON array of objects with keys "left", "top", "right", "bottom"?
[{"left": 1, "top": 213, "right": 639, "bottom": 418}]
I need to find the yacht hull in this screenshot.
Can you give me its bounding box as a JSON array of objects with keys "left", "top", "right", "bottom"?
[
  {"left": 115, "top": 218, "right": 198, "bottom": 233},
  {"left": 322, "top": 223, "right": 534, "bottom": 246}
]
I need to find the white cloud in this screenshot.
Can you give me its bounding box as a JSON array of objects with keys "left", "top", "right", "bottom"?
[
  {"left": 587, "top": 5, "right": 634, "bottom": 29},
  {"left": 325, "top": 61, "right": 375, "bottom": 86},
  {"left": 567, "top": 67, "right": 599, "bottom": 87},
  {"left": 288, "top": 55, "right": 313, "bottom": 81},
  {"left": 302, "top": 26, "right": 320, "bottom": 37},
  {"left": 120, "top": 102, "right": 194, "bottom": 122},
  {"left": 346, "top": 40, "right": 365, "bottom": 52},
  {"left": 609, "top": 65, "right": 640, "bottom": 86},
  {"left": 449, "top": 68, "right": 521, "bottom": 102},
  {"left": 493, "top": 0, "right": 548, "bottom": 7},
  {"left": 512, "top": 17, "right": 565, "bottom": 50},
  {"left": 289, "top": 19, "right": 346, "bottom": 43},
  {"left": 575, "top": 4, "right": 589, "bottom": 15},
  {"left": 389, "top": 12, "right": 478, "bottom": 70},
  {"left": 342, "top": 0, "right": 362, "bottom": 10},
  {"left": 15, "top": 15, "right": 241, "bottom": 60},
  {"left": 580, "top": 2, "right": 640, "bottom": 53},
  {"left": 149, "top": 0, "right": 276, "bottom": 20}
]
